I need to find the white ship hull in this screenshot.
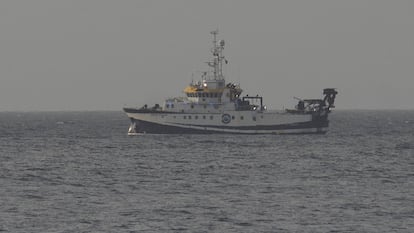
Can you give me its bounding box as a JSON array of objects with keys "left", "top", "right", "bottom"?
[{"left": 124, "top": 110, "right": 329, "bottom": 134}]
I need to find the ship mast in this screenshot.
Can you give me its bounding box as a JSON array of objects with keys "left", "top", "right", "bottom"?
[{"left": 209, "top": 30, "right": 226, "bottom": 81}]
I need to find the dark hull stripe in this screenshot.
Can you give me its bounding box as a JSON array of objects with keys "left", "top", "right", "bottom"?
[
  {"left": 175, "top": 120, "right": 329, "bottom": 130},
  {"left": 129, "top": 119, "right": 329, "bottom": 134}
]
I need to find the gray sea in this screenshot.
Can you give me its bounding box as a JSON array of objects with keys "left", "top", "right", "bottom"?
[{"left": 0, "top": 110, "right": 413, "bottom": 232}]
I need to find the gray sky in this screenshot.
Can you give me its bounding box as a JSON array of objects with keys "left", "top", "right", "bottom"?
[{"left": 1, "top": 0, "right": 413, "bottom": 111}]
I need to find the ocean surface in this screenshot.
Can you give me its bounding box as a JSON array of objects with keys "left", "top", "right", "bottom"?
[{"left": 0, "top": 110, "right": 413, "bottom": 232}]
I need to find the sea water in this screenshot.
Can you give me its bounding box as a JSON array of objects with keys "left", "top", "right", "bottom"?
[{"left": 0, "top": 110, "right": 413, "bottom": 232}]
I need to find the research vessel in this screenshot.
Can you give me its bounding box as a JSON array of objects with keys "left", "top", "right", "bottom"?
[{"left": 123, "top": 31, "right": 337, "bottom": 134}]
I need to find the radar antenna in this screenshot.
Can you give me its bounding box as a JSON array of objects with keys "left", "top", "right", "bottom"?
[{"left": 209, "top": 30, "right": 226, "bottom": 80}]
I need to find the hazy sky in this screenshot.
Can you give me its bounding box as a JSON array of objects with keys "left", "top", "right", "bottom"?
[{"left": 1, "top": 0, "right": 413, "bottom": 111}]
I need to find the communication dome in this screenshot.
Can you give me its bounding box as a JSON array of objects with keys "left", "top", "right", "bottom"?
[{"left": 219, "top": 40, "right": 225, "bottom": 47}]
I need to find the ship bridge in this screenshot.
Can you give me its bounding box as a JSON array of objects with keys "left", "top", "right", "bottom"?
[
  {"left": 182, "top": 29, "right": 243, "bottom": 105},
  {"left": 183, "top": 80, "right": 242, "bottom": 104}
]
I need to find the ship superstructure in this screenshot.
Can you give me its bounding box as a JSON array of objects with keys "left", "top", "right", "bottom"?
[{"left": 123, "top": 30, "right": 337, "bottom": 134}]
